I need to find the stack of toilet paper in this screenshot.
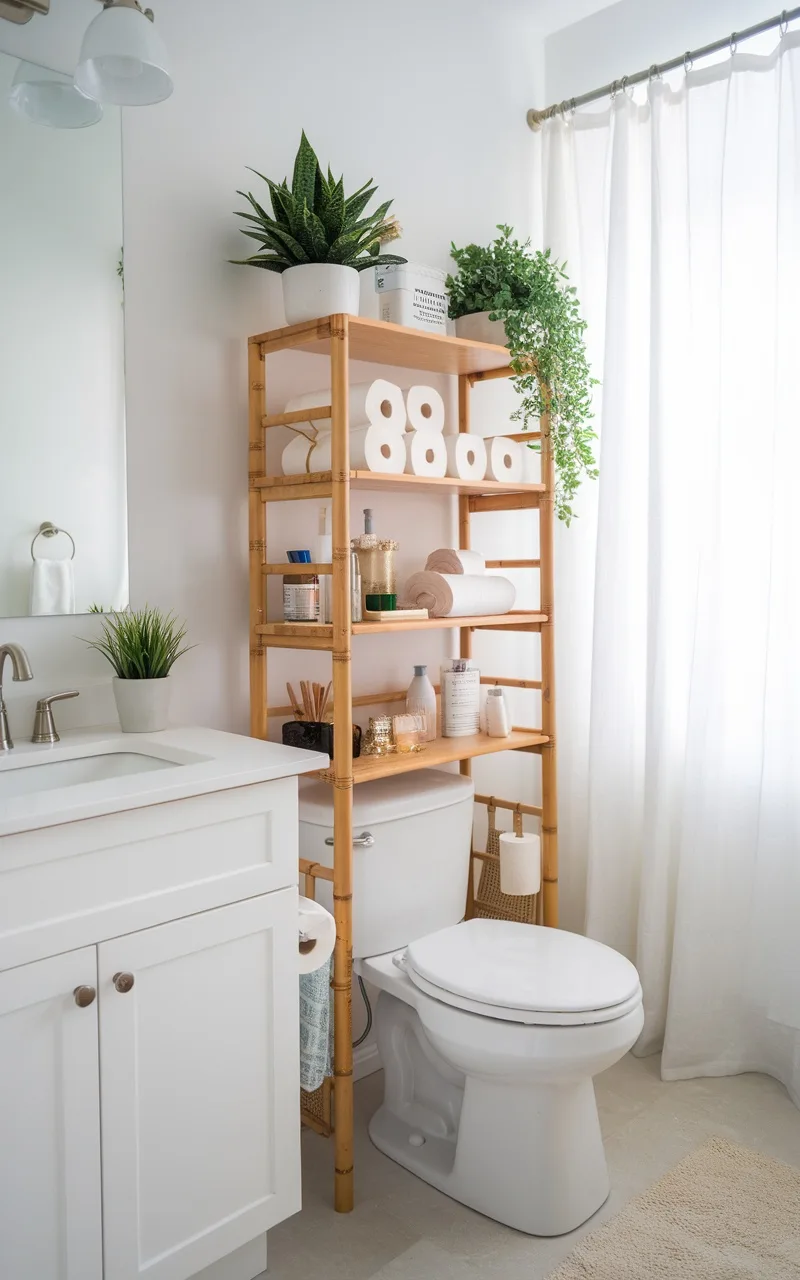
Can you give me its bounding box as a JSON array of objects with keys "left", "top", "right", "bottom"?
[
  {"left": 401, "top": 548, "right": 516, "bottom": 618},
  {"left": 280, "top": 380, "right": 532, "bottom": 483},
  {"left": 282, "top": 379, "right": 408, "bottom": 475}
]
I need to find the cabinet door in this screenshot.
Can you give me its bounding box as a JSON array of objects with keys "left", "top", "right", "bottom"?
[
  {"left": 99, "top": 890, "right": 300, "bottom": 1280},
  {"left": 0, "top": 947, "right": 103, "bottom": 1280}
]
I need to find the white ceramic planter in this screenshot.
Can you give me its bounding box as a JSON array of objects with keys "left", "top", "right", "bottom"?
[
  {"left": 282, "top": 263, "right": 360, "bottom": 325},
  {"left": 455, "top": 311, "right": 508, "bottom": 347},
  {"left": 113, "top": 677, "right": 172, "bottom": 733}
]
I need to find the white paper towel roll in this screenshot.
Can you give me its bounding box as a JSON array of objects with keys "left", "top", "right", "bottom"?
[
  {"left": 499, "top": 832, "right": 541, "bottom": 896},
  {"left": 406, "top": 385, "right": 445, "bottom": 434},
  {"left": 282, "top": 424, "right": 406, "bottom": 475},
  {"left": 425, "top": 548, "right": 486, "bottom": 575},
  {"left": 285, "top": 380, "right": 407, "bottom": 433},
  {"left": 405, "top": 430, "right": 447, "bottom": 477},
  {"left": 402, "top": 571, "right": 515, "bottom": 617},
  {"left": 298, "top": 895, "right": 336, "bottom": 974},
  {"left": 444, "top": 433, "right": 487, "bottom": 481},
  {"left": 486, "top": 436, "right": 524, "bottom": 483}
]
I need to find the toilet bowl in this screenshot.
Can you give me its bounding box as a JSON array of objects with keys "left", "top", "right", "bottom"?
[{"left": 300, "top": 770, "right": 644, "bottom": 1237}]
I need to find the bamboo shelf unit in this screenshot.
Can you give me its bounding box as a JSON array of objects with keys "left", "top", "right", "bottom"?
[{"left": 247, "top": 313, "right": 558, "bottom": 1217}]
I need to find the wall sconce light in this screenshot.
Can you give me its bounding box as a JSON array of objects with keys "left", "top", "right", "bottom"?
[
  {"left": 9, "top": 59, "right": 103, "bottom": 127},
  {"left": 1, "top": 0, "right": 172, "bottom": 108},
  {"left": 75, "top": 0, "right": 172, "bottom": 106}
]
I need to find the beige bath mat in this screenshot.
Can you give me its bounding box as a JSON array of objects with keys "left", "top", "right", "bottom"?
[{"left": 546, "top": 1136, "right": 800, "bottom": 1279}]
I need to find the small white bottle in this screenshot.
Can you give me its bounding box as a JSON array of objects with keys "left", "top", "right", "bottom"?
[
  {"left": 406, "top": 664, "right": 437, "bottom": 742},
  {"left": 486, "top": 687, "right": 511, "bottom": 738}
]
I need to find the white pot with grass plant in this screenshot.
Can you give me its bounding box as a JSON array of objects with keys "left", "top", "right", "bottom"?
[
  {"left": 231, "top": 131, "right": 406, "bottom": 325},
  {"left": 84, "top": 606, "right": 193, "bottom": 733}
]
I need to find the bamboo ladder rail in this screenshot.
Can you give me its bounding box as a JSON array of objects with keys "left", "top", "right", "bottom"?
[{"left": 247, "top": 314, "right": 558, "bottom": 1217}]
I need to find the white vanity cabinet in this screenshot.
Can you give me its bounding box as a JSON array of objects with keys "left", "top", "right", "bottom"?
[
  {"left": 0, "top": 947, "right": 103, "bottom": 1280},
  {"left": 0, "top": 729, "right": 327, "bottom": 1280}
]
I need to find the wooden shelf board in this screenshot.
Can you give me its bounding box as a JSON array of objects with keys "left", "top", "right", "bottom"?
[
  {"left": 317, "top": 730, "right": 549, "bottom": 784},
  {"left": 256, "top": 611, "right": 546, "bottom": 646},
  {"left": 250, "top": 315, "right": 515, "bottom": 377},
  {"left": 258, "top": 470, "right": 544, "bottom": 501},
  {"left": 352, "top": 611, "right": 546, "bottom": 635}
]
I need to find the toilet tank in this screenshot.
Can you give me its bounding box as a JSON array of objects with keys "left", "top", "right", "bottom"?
[{"left": 299, "top": 768, "right": 475, "bottom": 959}]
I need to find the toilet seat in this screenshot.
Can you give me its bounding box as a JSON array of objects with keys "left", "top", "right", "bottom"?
[{"left": 404, "top": 919, "right": 643, "bottom": 1027}]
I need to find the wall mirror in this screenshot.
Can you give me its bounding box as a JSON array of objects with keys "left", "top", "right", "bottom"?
[{"left": 0, "top": 46, "right": 127, "bottom": 618}]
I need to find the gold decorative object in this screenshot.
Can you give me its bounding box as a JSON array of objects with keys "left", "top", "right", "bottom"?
[{"left": 362, "top": 715, "right": 396, "bottom": 756}]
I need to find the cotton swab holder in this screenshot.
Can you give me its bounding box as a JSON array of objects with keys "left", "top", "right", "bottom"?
[{"left": 498, "top": 831, "right": 541, "bottom": 896}]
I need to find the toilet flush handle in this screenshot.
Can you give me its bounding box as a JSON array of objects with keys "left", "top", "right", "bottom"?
[{"left": 325, "top": 831, "right": 374, "bottom": 848}]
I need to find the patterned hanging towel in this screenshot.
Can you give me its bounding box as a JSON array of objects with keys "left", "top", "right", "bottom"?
[{"left": 300, "top": 956, "right": 333, "bottom": 1093}]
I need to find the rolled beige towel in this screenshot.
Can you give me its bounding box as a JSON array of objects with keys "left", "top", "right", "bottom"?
[
  {"left": 402, "top": 571, "right": 515, "bottom": 618},
  {"left": 424, "top": 549, "right": 485, "bottom": 575}
]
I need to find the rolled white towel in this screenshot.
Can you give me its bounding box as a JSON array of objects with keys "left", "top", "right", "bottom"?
[
  {"left": 424, "top": 548, "right": 486, "bottom": 575},
  {"left": 402, "top": 571, "right": 515, "bottom": 618}
]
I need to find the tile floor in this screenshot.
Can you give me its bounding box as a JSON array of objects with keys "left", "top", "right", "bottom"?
[{"left": 263, "top": 1055, "right": 800, "bottom": 1280}]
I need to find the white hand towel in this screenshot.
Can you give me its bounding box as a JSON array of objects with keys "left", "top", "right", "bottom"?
[{"left": 30, "top": 558, "right": 75, "bottom": 615}]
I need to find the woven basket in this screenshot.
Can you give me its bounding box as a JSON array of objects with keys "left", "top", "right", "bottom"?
[
  {"left": 473, "top": 802, "right": 542, "bottom": 925},
  {"left": 301, "top": 1076, "right": 334, "bottom": 1137}
]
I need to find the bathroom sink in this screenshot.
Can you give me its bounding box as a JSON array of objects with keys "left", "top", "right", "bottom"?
[
  {"left": 0, "top": 726, "right": 328, "bottom": 838},
  {"left": 0, "top": 751, "right": 179, "bottom": 800}
]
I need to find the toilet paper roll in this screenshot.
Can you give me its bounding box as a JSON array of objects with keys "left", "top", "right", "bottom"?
[
  {"left": 444, "top": 434, "right": 488, "bottom": 482},
  {"left": 425, "top": 548, "right": 486, "bottom": 575},
  {"left": 406, "top": 385, "right": 446, "bottom": 434},
  {"left": 282, "top": 428, "right": 330, "bottom": 475},
  {"left": 499, "top": 832, "right": 541, "bottom": 897},
  {"left": 298, "top": 895, "right": 336, "bottom": 974},
  {"left": 350, "top": 424, "right": 406, "bottom": 474},
  {"left": 486, "top": 436, "right": 524, "bottom": 484},
  {"left": 282, "top": 424, "right": 406, "bottom": 476},
  {"left": 404, "top": 430, "right": 448, "bottom": 477},
  {"left": 285, "top": 379, "right": 407, "bottom": 434}
]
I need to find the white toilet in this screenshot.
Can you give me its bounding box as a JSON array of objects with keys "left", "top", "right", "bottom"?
[{"left": 300, "top": 769, "right": 644, "bottom": 1237}]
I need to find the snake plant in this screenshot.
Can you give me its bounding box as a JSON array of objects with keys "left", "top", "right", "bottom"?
[{"left": 232, "top": 131, "right": 407, "bottom": 274}]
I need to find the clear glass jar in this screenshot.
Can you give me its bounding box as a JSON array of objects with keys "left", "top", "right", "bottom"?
[{"left": 282, "top": 572, "right": 320, "bottom": 622}]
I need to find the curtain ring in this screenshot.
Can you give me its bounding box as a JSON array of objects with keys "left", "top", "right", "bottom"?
[
  {"left": 780, "top": 10, "right": 789, "bottom": 35},
  {"left": 620, "top": 74, "right": 631, "bottom": 98},
  {"left": 648, "top": 63, "right": 661, "bottom": 82},
  {"left": 610, "top": 79, "right": 619, "bottom": 99},
  {"left": 570, "top": 97, "right": 577, "bottom": 116},
  {"left": 683, "top": 51, "right": 693, "bottom": 73},
  {"left": 730, "top": 31, "right": 738, "bottom": 55}
]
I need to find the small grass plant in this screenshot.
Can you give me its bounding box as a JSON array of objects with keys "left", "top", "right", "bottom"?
[{"left": 84, "top": 606, "right": 193, "bottom": 680}]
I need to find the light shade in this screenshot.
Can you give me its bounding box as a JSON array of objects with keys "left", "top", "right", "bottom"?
[
  {"left": 9, "top": 60, "right": 104, "bottom": 129},
  {"left": 75, "top": 4, "right": 173, "bottom": 107}
]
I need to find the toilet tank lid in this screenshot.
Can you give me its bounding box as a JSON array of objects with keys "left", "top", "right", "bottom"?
[{"left": 299, "top": 768, "right": 474, "bottom": 827}]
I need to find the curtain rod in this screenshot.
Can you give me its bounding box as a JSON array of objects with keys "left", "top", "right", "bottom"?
[{"left": 527, "top": 5, "right": 800, "bottom": 129}]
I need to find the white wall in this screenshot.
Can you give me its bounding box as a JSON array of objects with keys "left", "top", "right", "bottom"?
[
  {"left": 0, "top": 51, "right": 126, "bottom": 618},
  {"left": 0, "top": 0, "right": 547, "bottom": 741},
  {"left": 545, "top": 0, "right": 784, "bottom": 103}
]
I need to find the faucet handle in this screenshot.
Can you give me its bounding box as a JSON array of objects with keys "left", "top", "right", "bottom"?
[{"left": 32, "top": 691, "right": 79, "bottom": 745}]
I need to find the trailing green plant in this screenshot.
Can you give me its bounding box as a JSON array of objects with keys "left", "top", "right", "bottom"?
[
  {"left": 232, "top": 132, "right": 407, "bottom": 274},
  {"left": 83, "top": 606, "right": 193, "bottom": 680},
  {"left": 446, "top": 225, "right": 598, "bottom": 523}
]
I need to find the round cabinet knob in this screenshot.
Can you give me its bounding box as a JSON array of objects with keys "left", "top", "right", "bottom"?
[
  {"left": 113, "top": 972, "right": 135, "bottom": 994},
  {"left": 73, "top": 985, "right": 97, "bottom": 1008}
]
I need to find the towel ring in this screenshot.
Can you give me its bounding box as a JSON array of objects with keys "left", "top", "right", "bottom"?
[{"left": 31, "top": 522, "right": 76, "bottom": 562}]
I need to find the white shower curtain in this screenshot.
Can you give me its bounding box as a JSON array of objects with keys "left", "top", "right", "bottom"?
[{"left": 542, "top": 34, "right": 800, "bottom": 1104}]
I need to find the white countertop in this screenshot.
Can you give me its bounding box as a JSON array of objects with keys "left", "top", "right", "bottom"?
[{"left": 0, "top": 726, "right": 328, "bottom": 838}]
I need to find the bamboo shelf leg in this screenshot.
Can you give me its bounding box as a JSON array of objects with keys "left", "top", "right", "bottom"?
[
  {"left": 330, "top": 316, "right": 355, "bottom": 1214},
  {"left": 538, "top": 386, "right": 559, "bottom": 926},
  {"left": 248, "top": 342, "right": 267, "bottom": 739},
  {"left": 458, "top": 374, "right": 476, "bottom": 921}
]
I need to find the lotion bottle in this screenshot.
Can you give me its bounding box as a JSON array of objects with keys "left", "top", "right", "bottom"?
[
  {"left": 406, "top": 665, "right": 437, "bottom": 742},
  {"left": 486, "top": 686, "right": 511, "bottom": 738}
]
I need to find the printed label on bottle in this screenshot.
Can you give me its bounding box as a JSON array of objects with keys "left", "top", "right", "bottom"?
[{"left": 283, "top": 583, "right": 319, "bottom": 622}]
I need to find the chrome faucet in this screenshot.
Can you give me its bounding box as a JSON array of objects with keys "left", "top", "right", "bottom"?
[{"left": 0, "top": 643, "right": 34, "bottom": 751}]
